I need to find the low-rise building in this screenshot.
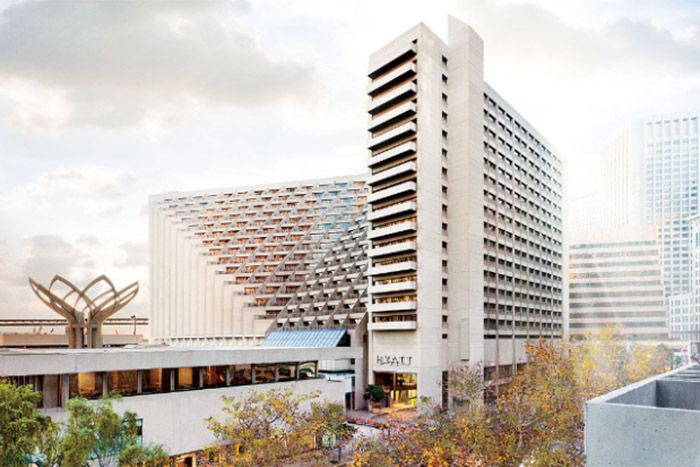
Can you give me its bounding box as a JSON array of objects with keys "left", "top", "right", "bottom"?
[{"left": 0, "top": 344, "right": 359, "bottom": 458}]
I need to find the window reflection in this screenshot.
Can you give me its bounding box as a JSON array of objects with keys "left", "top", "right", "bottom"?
[
  {"left": 175, "top": 368, "right": 196, "bottom": 390},
  {"left": 228, "top": 364, "right": 252, "bottom": 385},
  {"left": 277, "top": 363, "right": 297, "bottom": 382},
  {"left": 298, "top": 362, "right": 317, "bottom": 380},
  {"left": 202, "top": 366, "right": 226, "bottom": 388},
  {"left": 142, "top": 369, "right": 171, "bottom": 394},
  {"left": 254, "top": 364, "right": 276, "bottom": 384},
  {"left": 108, "top": 371, "right": 138, "bottom": 396},
  {"left": 69, "top": 372, "right": 103, "bottom": 399}
]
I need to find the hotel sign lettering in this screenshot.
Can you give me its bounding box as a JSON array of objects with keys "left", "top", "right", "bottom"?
[{"left": 376, "top": 355, "right": 413, "bottom": 367}]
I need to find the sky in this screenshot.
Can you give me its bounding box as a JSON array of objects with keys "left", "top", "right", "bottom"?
[{"left": 0, "top": 0, "right": 699, "bottom": 319}]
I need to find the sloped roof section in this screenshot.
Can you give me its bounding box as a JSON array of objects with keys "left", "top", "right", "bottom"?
[{"left": 261, "top": 329, "right": 348, "bottom": 348}]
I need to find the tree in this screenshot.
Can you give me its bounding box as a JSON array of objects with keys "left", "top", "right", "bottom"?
[
  {"left": 60, "top": 395, "right": 168, "bottom": 467},
  {"left": 34, "top": 417, "right": 64, "bottom": 467},
  {"left": 118, "top": 444, "right": 170, "bottom": 466},
  {"left": 0, "top": 380, "right": 46, "bottom": 467},
  {"left": 204, "top": 386, "right": 353, "bottom": 466},
  {"left": 352, "top": 335, "right": 671, "bottom": 466}
]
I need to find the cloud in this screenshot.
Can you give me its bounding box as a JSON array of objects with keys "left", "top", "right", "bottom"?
[
  {"left": 77, "top": 235, "right": 102, "bottom": 246},
  {"left": 115, "top": 241, "right": 148, "bottom": 268},
  {"left": 0, "top": 0, "right": 315, "bottom": 129},
  {"left": 20, "top": 234, "right": 96, "bottom": 284},
  {"left": 0, "top": 166, "right": 133, "bottom": 215},
  {"left": 455, "top": 0, "right": 700, "bottom": 81}
]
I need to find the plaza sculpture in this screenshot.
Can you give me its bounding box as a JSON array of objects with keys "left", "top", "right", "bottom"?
[{"left": 28, "top": 275, "right": 139, "bottom": 348}]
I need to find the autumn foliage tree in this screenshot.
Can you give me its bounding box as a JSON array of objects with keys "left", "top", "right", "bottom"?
[
  {"left": 202, "top": 387, "right": 354, "bottom": 466},
  {"left": 353, "top": 334, "right": 672, "bottom": 467}
]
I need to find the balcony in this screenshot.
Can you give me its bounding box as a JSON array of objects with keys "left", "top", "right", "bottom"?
[
  {"left": 368, "top": 199, "right": 416, "bottom": 222},
  {"left": 368, "top": 42, "right": 416, "bottom": 79},
  {"left": 367, "top": 260, "right": 416, "bottom": 276},
  {"left": 367, "top": 62, "right": 417, "bottom": 96},
  {"left": 368, "top": 101, "right": 417, "bottom": 133},
  {"left": 368, "top": 220, "right": 416, "bottom": 240},
  {"left": 368, "top": 121, "right": 417, "bottom": 151},
  {"left": 368, "top": 280, "right": 416, "bottom": 294},
  {"left": 369, "top": 320, "right": 417, "bottom": 331},
  {"left": 368, "top": 181, "right": 416, "bottom": 204},
  {"left": 368, "top": 240, "right": 416, "bottom": 257},
  {"left": 368, "top": 301, "right": 417, "bottom": 313},
  {"left": 367, "top": 81, "right": 416, "bottom": 115},
  {"left": 368, "top": 161, "right": 417, "bottom": 185},
  {"left": 368, "top": 141, "right": 417, "bottom": 167}
]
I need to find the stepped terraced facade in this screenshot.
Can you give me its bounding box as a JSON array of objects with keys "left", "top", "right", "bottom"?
[
  {"left": 150, "top": 176, "right": 368, "bottom": 346},
  {"left": 150, "top": 17, "right": 565, "bottom": 405}
]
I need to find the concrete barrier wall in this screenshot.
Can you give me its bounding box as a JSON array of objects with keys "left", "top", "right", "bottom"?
[
  {"left": 656, "top": 379, "right": 700, "bottom": 410},
  {"left": 585, "top": 401, "right": 700, "bottom": 466}
]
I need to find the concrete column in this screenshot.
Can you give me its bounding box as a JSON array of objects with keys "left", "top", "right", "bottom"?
[{"left": 60, "top": 374, "right": 70, "bottom": 407}]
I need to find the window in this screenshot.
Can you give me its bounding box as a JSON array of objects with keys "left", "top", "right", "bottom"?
[
  {"left": 142, "top": 369, "right": 171, "bottom": 394},
  {"left": 254, "top": 364, "right": 276, "bottom": 384},
  {"left": 229, "top": 365, "right": 253, "bottom": 385},
  {"left": 175, "top": 368, "right": 196, "bottom": 390},
  {"left": 277, "top": 363, "right": 297, "bottom": 382},
  {"left": 298, "top": 362, "right": 317, "bottom": 380},
  {"left": 202, "top": 366, "right": 227, "bottom": 388},
  {"left": 108, "top": 371, "right": 138, "bottom": 396},
  {"left": 69, "top": 372, "right": 103, "bottom": 399}
]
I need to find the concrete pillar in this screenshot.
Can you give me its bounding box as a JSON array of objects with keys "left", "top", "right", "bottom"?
[{"left": 60, "top": 374, "right": 70, "bottom": 407}]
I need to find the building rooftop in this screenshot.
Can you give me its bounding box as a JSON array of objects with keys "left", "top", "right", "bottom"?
[
  {"left": 0, "top": 344, "right": 362, "bottom": 377},
  {"left": 586, "top": 364, "right": 700, "bottom": 466}
]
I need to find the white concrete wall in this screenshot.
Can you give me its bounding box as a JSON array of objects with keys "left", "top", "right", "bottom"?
[
  {"left": 42, "top": 378, "right": 346, "bottom": 456},
  {"left": 446, "top": 16, "right": 485, "bottom": 369}
]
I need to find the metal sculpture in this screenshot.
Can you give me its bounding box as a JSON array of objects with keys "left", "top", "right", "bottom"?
[{"left": 28, "top": 275, "right": 139, "bottom": 348}]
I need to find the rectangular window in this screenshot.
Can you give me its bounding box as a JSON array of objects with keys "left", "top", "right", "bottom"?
[
  {"left": 277, "top": 363, "right": 297, "bottom": 382},
  {"left": 69, "top": 372, "right": 104, "bottom": 399},
  {"left": 298, "top": 361, "right": 317, "bottom": 380},
  {"left": 229, "top": 365, "right": 253, "bottom": 385},
  {"left": 254, "top": 364, "right": 276, "bottom": 384},
  {"left": 175, "top": 367, "right": 196, "bottom": 390},
  {"left": 202, "top": 366, "right": 227, "bottom": 388},
  {"left": 142, "top": 369, "right": 170, "bottom": 394},
  {"left": 107, "top": 371, "right": 138, "bottom": 396}
]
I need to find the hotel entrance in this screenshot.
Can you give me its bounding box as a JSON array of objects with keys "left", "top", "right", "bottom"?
[{"left": 374, "top": 372, "right": 417, "bottom": 410}]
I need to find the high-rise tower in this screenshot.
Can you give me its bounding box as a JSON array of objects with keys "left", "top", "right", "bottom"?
[{"left": 365, "top": 17, "right": 565, "bottom": 403}]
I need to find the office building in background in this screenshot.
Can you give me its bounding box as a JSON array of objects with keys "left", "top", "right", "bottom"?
[
  {"left": 568, "top": 227, "right": 668, "bottom": 341},
  {"left": 570, "top": 192, "right": 600, "bottom": 231}
]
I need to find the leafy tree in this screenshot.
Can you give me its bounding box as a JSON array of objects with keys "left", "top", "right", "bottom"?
[
  {"left": 34, "top": 417, "right": 64, "bottom": 467},
  {"left": 60, "top": 395, "right": 168, "bottom": 467},
  {"left": 352, "top": 334, "right": 671, "bottom": 466},
  {"left": 0, "top": 380, "right": 46, "bottom": 467},
  {"left": 204, "top": 386, "right": 353, "bottom": 466},
  {"left": 118, "top": 444, "right": 170, "bottom": 466}
]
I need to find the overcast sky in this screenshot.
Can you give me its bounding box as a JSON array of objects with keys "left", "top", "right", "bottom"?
[{"left": 1, "top": 0, "right": 699, "bottom": 319}]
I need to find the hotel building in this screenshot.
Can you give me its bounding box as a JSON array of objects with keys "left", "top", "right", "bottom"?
[
  {"left": 150, "top": 17, "right": 565, "bottom": 405},
  {"left": 568, "top": 227, "right": 668, "bottom": 341},
  {"left": 364, "top": 18, "right": 564, "bottom": 402}
]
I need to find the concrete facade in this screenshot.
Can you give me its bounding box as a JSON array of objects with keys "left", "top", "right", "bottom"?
[
  {"left": 148, "top": 17, "right": 565, "bottom": 405},
  {"left": 0, "top": 346, "right": 357, "bottom": 456},
  {"left": 365, "top": 17, "right": 564, "bottom": 403},
  {"left": 585, "top": 364, "right": 700, "bottom": 466}
]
